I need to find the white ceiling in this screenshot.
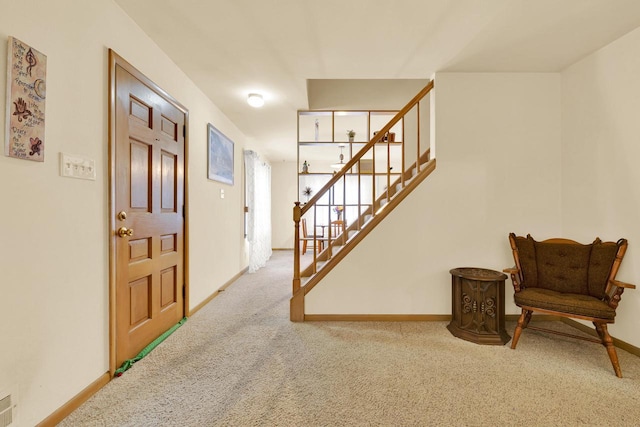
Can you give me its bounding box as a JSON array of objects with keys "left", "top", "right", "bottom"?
[{"left": 114, "top": 0, "right": 640, "bottom": 162}]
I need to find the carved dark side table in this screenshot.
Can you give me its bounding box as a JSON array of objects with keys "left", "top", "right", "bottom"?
[{"left": 447, "top": 267, "right": 511, "bottom": 345}]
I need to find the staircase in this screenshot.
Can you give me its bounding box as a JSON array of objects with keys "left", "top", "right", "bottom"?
[{"left": 291, "top": 81, "right": 435, "bottom": 321}]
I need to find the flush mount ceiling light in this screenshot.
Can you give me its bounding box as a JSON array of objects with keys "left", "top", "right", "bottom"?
[{"left": 247, "top": 93, "right": 264, "bottom": 108}]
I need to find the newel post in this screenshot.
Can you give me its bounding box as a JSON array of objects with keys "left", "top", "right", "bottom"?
[{"left": 293, "top": 202, "right": 302, "bottom": 294}]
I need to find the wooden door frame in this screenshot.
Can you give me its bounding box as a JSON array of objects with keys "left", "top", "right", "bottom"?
[{"left": 108, "top": 49, "right": 190, "bottom": 377}]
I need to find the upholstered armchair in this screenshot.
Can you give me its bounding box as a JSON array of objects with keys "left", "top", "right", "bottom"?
[{"left": 505, "top": 233, "right": 635, "bottom": 377}]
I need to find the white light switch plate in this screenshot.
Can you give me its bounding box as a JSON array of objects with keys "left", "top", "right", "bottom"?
[
  {"left": 60, "top": 153, "right": 96, "bottom": 180},
  {"left": 220, "top": 189, "right": 225, "bottom": 199}
]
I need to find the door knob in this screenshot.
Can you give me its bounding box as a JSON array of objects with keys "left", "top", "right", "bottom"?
[{"left": 117, "top": 227, "right": 134, "bottom": 238}]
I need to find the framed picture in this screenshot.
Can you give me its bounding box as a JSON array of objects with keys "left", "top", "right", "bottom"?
[
  {"left": 207, "top": 123, "right": 234, "bottom": 185},
  {"left": 5, "top": 37, "right": 47, "bottom": 161}
]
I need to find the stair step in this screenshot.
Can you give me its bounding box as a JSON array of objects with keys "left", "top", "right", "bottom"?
[{"left": 395, "top": 170, "right": 418, "bottom": 192}]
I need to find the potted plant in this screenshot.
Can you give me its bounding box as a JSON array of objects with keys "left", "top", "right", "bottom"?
[{"left": 347, "top": 130, "right": 356, "bottom": 142}]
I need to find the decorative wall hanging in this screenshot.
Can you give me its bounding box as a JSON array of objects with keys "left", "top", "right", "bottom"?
[
  {"left": 5, "top": 37, "right": 47, "bottom": 161},
  {"left": 207, "top": 123, "right": 234, "bottom": 185}
]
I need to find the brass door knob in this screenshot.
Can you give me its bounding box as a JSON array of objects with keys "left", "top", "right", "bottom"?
[{"left": 117, "top": 227, "right": 134, "bottom": 238}]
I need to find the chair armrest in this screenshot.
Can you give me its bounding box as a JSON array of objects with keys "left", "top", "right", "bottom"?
[
  {"left": 503, "top": 267, "right": 523, "bottom": 292},
  {"left": 604, "top": 279, "right": 636, "bottom": 309},
  {"left": 610, "top": 279, "right": 636, "bottom": 289}
]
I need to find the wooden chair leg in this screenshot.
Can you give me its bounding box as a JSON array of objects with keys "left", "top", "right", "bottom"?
[
  {"left": 522, "top": 310, "right": 532, "bottom": 329},
  {"left": 511, "top": 309, "right": 532, "bottom": 349},
  {"left": 595, "top": 323, "right": 623, "bottom": 378},
  {"left": 593, "top": 322, "right": 605, "bottom": 341}
]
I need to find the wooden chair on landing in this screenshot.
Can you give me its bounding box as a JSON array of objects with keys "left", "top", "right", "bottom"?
[
  {"left": 300, "top": 218, "right": 327, "bottom": 255},
  {"left": 504, "top": 233, "right": 635, "bottom": 377},
  {"left": 330, "top": 220, "right": 345, "bottom": 241}
]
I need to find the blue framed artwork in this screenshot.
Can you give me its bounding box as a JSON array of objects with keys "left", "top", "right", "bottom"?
[{"left": 207, "top": 123, "right": 234, "bottom": 185}]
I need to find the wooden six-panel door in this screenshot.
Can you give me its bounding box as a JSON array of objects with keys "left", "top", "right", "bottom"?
[{"left": 112, "top": 53, "right": 186, "bottom": 369}]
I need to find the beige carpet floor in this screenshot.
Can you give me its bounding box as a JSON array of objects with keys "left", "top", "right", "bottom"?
[{"left": 61, "top": 251, "right": 640, "bottom": 426}]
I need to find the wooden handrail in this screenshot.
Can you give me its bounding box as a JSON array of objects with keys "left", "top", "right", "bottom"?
[
  {"left": 292, "top": 80, "right": 435, "bottom": 320},
  {"left": 299, "top": 159, "right": 436, "bottom": 295},
  {"left": 300, "top": 80, "right": 434, "bottom": 216}
]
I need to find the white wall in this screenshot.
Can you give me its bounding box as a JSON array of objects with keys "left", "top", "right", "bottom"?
[
  {"left": 0, "top": 1, "right": 248, "bottom": 424},
  {"left": 306, "top": 73, "right": 562, "bottom": 315},
  {"left": 307, "top": 79, "right": 430, "bottom": 110},
  {"left": 271, "top": 161, "right": 297, "bottom": 249},
  {"left": 561, "top": 27, "right": 640, "bottom": 346}
]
